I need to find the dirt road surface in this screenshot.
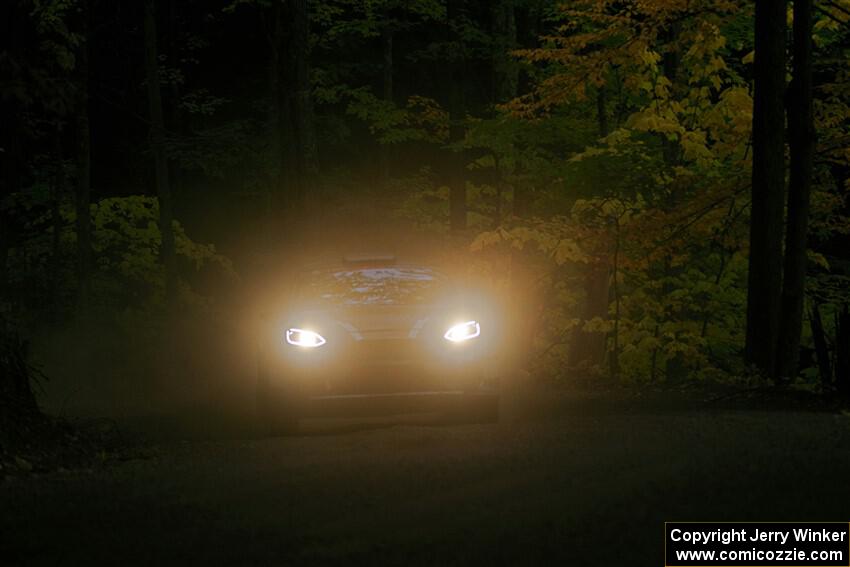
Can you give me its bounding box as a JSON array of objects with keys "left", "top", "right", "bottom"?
[{"left": 3, "top": 387, "right": 850, "bottom": 566}]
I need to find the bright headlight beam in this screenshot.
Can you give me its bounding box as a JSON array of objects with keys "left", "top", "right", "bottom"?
[
  {"left": 443, "top": 320, "right": 481, "bottom": 342},
  {"left": 286, "top": 328, "right": 327, "bottom": 348}
]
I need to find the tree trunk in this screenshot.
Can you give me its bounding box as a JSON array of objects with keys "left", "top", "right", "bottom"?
[
  {"left": 569, "top": 262, "right": 609, "bottom": 370},
  {"left": 836, "top": 307, "right": 850, "bottom": 396},
  {"left": 809, "top": 303, "right": 832, "bottom": 389},
  {"left": 290, "top": 0, "right": 318, "bottom": 208},
  {"left": 144, "top": 0, "right": 177, "bottom": 304},
  {"left": 776, "top": 0, "right": 814, "bottom": 381},
  {"left": 165, "top": 0, "right": 183, "bottom": 208},
  {"left": 491, "top": 0, "right": 518, "bottom": 105},
  {"left": 571, "top": 87, "right": 610, "bottom": 370},
  {"left": 659, "top": 24, "right": 681, "bottom": 166},
  {"left": 0, "top": 326, "right": 40, "bottom": 418},
  {"left": 745, "top": 0, "right": 786, "bottom": 376},
  {"left": 448, "top": 0, "right": 466, "bottom": 232},
  {"left": 379, "top": 25, "right": 393, "bottom": 186},
  {"left": 266, "top": 1, "right": 284, "bottom": 212},
  {"left": 489, "top": 0, "right": 517, "bottom": 227},
  {"left": 50, "top": 129, "right": 64, "bottom": 316},
  {"left": 596, "top": 87, "right": 608, "bottom": 138},
  {"left": 280, "top": 1, "right": 297, "bottom": 211},
  {"left": 609, "top": 219, "right": 622, "bottom": 378},
  {"left": 75, "top": 0, "right": 93, "bottom": 314},
  {"left": 512, "top": 181, "right": 529, "bottom": 218},
  {"left": 0, "top": 4, "right": 24, "bottom": 302}
]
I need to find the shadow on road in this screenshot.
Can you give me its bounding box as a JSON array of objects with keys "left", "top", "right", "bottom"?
[{"left": 114, "top": 382, "right": 843, "bottom": 446}]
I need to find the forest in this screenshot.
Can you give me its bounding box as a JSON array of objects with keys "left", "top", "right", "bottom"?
[
  {"left": 5, "top": 1, "right": 850, "bottom": 564},
  {"left": 2, "top": 0, "right": 850, "bottom": 431}
]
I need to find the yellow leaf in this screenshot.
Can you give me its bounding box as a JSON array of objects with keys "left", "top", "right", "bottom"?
[{"left": 808, "top": 251, "right": 830, "bottom": 270}]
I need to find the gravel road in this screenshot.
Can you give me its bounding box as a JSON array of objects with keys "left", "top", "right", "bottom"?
[{"left": 3, "top": 387, "right": 850, "bottom": 566}]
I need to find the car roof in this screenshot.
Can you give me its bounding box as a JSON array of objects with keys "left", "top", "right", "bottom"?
[{"left": 297, "top": 255, "right": 444, "bottom": 275}]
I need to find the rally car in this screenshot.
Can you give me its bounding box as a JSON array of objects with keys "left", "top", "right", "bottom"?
[{"left": 255, "top": 255, "right": 506, "bottom": 434}]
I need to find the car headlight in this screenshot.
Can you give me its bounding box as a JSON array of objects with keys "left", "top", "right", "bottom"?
[
  {"left": 285, "top": 328, "right": 327, "bottom": 348},
  {"left": 443, "top": 320, "right": 481, "bottom": 343}
]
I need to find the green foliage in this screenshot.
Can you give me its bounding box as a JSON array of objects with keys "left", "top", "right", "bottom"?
[
  {"left": 165, "top": 121, "right": 251, "bottom": 178},
  {"left": 391, "top": 170, "right": 451, "bottom": 233},
  {"left": 456, "top": 0, "right": 761, "bottom": 383},
  {"left": 85, "top": 196, "right": 236, "bottom": 309},
  {"left": 4, "top": 190, "right": 236, "bottom": 316},
  {"left": 344, "top": 90, "right": 449, "bottom": 145},
  {"left": 313, "top": 0, "right": 445, "bottom": 45},
  {"left": 1, "top": 0, "right": 81, "bottom": 124}
]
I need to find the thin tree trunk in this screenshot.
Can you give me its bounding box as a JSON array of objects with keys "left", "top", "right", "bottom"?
[
  {"left": 512, "top": 177, "right": 529, "bottom": 217},
  {"left": 745, "top": 0, "right": 786, "bottom": 376},
  {"left": 50, "top": 129, "right": 64, "bottom": 316},
  {"left": 144, "top": 0, "right": 177, "bottom": 304},
  {"left": 596, "top": 87, "right": 608, "bottom": 138},
  {"left": 0, "top": 203, "right": 11, "bottom": 303},
  {"left": 571, "top": 89, "right": 610, "bottom": 370},
  {"left": 836, "top": 307, "right": 850, "bottom": 396},
  {"left": 492, "top": 0, "right": 518, "bottom": 104},
  {"left": 0, "top": 329, "right": 40, "bottom": 415},
  {"left": 166, "top": 0, "right": 183, "bottom": 208},
  {"left": 75, "top": 2, "right": 93, "bottom": 314},
  {"left": 266, "top": 1, "right": 284, "bottom": 212},
  {"left": 379, "top": 25, "right": 393, "bottom": 186},
  {"left": 280, "top": 1, "right": 297, "bottom": 210},
  {"left": 382, "top": 26, "right": 393, "bottom": 116},
  {"left": 569, "top": 263, "right": 610, "bottom": 370},
  {"left": 810, "top": 303, "right": 832, "bottom": 389},
  {"left": 650, "top": 324, "right": 660, "bottom": 381},
  {"left": 609, "top": 219, "right": 621, "bottom": 378},
  {"left": 290, "top": 0, "right": 317, "bottom": 208},
  {"left": 776, "top": 0, "right": 814, "bottom": 380},
  {"left": 0, "top": 6, "right": 23, "bottom": 304},
  {"left": 491, "top": 0, "right": 516, "bottom": 227},
  {"left": 447, "top": 0, "right": 466, "bottom": 232},
  {"left": 449, "top": 173, "right": 466, "bottom": 230},
  {"left": 809, "top": 303, "right": 832, "bottom": 389}
]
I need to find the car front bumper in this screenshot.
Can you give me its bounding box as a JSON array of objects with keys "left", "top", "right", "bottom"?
[{"left": 265, "top": 336, "right": 500, "bottom": 402}]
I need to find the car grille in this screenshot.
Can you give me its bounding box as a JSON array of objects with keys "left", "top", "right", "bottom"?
[
  {"left": 323, "top": 339, "right": 436, "bottom": 395},
  {"left": 348, "top": 339, "right": 423, "bottom": 365}
]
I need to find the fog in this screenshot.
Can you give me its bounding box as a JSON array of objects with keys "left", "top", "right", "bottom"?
[{"left": 32, "top": 207, "right": 514, "bottom": 436}]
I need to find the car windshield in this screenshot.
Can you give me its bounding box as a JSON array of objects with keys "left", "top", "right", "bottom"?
[{"left": 302, "top": 266, "right": 445, "bottom": 306}]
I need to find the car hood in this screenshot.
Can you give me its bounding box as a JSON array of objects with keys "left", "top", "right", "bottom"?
[{"left": 293, "top": 304, "right": 443, "bottom": 341}]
